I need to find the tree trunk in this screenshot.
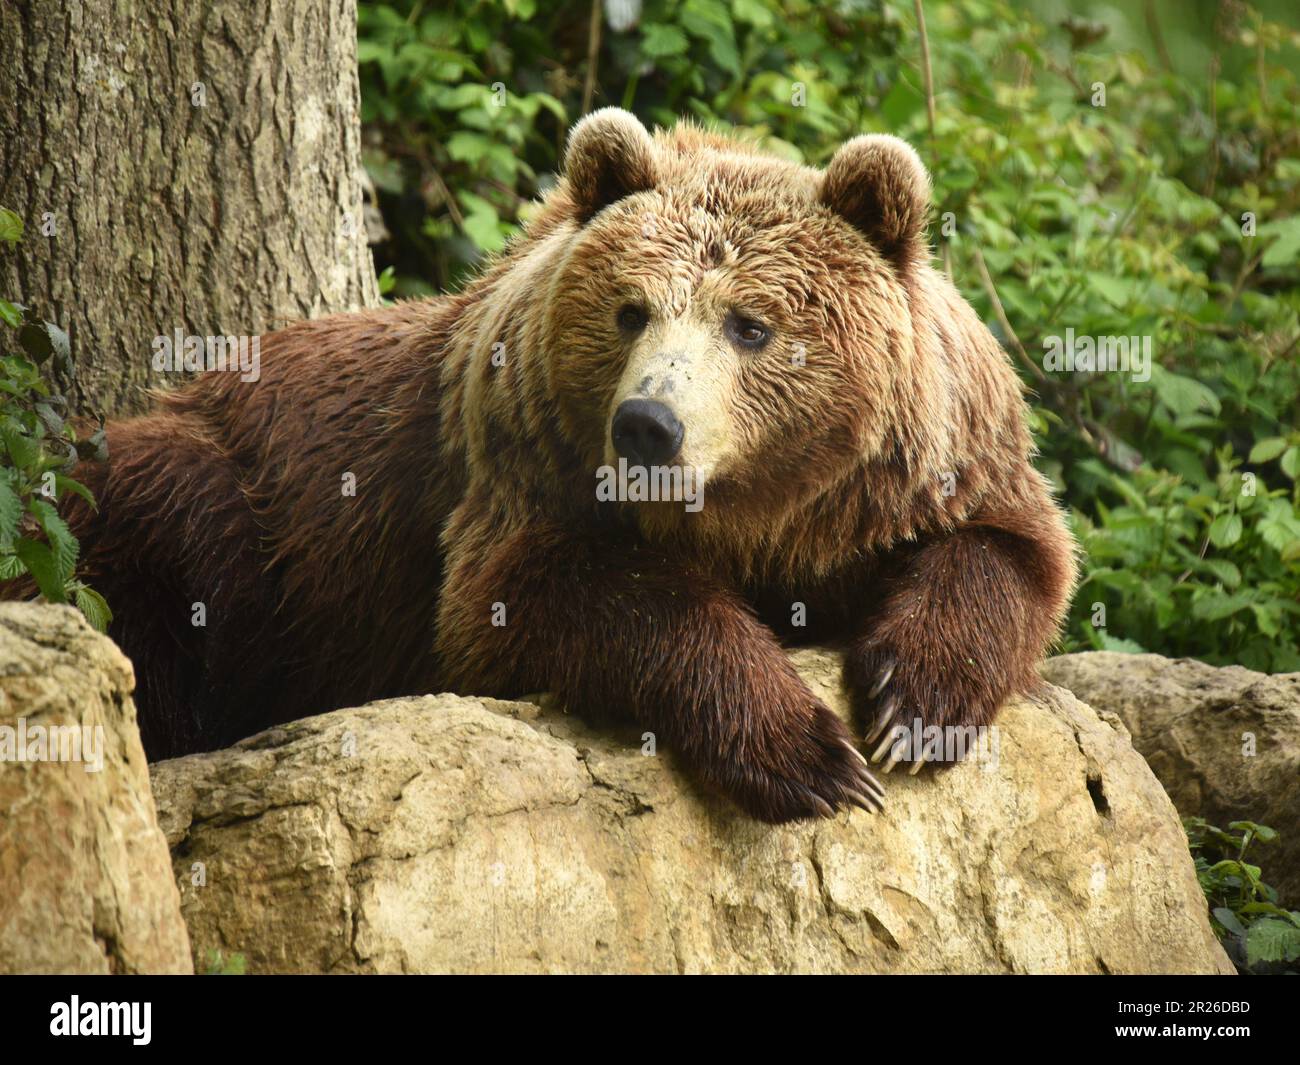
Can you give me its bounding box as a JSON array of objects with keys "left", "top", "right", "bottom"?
[{"left": 0, "top": 0, "right": 379, "bottom": 416}]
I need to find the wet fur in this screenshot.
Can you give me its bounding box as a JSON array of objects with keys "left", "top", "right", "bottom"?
[{"left": 50, "top": 114, "right": 1078, "bottom": 821}]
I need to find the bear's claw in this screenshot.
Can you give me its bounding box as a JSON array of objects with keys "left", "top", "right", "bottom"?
[
  {"left": 865, "top": 658, "right": 896, "bottom": 699},
  {"left": 734, "top": 703, "right": 888, "bottom": 822},
  {"left": 869, "top": 725, "right": 904, "bottom": 764},
  {"left": 865, "top": 692, "right": 900, "bottom": 745},
  {"left": 875, "top": 732, "right": 911, "bottom": 773},
  {"left": 841, "top": 740, "right": 886, "bottom": 811},
  {"left": 807, "top": 738, "right": 885, "bottom": 816},
  {"left": 861, "top": 656, "right": 918, "bottom": 773},
  {"left": 856, "top": 653, "right": 934, "bottom": 773}
]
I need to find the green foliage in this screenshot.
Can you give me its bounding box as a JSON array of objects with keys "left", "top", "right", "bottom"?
[
  {"left": 358, "top": 0, "right": 1299, "bottom": 667},
  {"left": 0, "top": 208, "right": 111, "bottom": 631},
  {"left": 1069, "top": 455, "right": 1300, "bottom": 669},
  {"left": 1186, "top": 817, "right": 1300, "bottom": 974},
  {"left": 357, "top": 0, "right": 571, "bottom": 292}
]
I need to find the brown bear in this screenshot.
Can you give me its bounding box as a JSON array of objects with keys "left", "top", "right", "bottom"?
[{"left": 59, "top": 109, "right": 1078, "bottom": 823}]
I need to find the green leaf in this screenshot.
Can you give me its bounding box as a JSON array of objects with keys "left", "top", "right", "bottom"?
[
  {"left": 354, "top": 40, "right": 387, "bottom": 65},
  {"left": 1089, "top": 275, "right": 1132, "bottom": 307},
  {"left": 1282, "top": 447, "right": 1300, "bottom": 480},
  {"left": 0, "top": 479, "right": 20, "bottom": 545},
  {"left": 14, "top": 538, "right": 66, "bottom": 602},
  {"left": 878, "top": 77, "right": 924, "bottom": 128},
  {"left": 1252, "top": 603, "right": 1281, "bottom": 637},
  {"left": 1232, "top": 822, "right": 1278, "bottom": 843},
  {"left": 73, "top": 585, "right": 112, "bottom": 633},
  {"left": 1192, "top": 591, "right": 1252, "bottom": 621},
  {"left": 0, "top": 299, "right": 21, "bottom": 328},
  {"left": 680, "top": 1, "right": 741, "bottom": 78},
  {"left": 1245, "top": 917, "right": 1300, "bottom": 966},
  {"left": 1150, "top": 366, "right": 1221, "bottom": 418},
  {"left": 641, "top": 24, "right": 689, "bottom": 58},
  {"left": 0, "top": 208, "right": 22, "bottom": 244},
  {"left": 445, "top": 131, "right": 494, "bottom": 164},
  {"left": 1207, "top": 513, "right": 1242, "bottom": 548},
  {"left": 732, "top": 0, "right": 774, "bottom": 28},
  {"left": 1, "top": 425, "right": 39, "bottom": 470},
  {"left": 1202, "top": 559, "right": 1241, "bottom": 588},
  {"left": 1249, "top": 437, "right": 1289, "bottom": 463},
  {"left": 28, "top": 498, "right": 77, "bottom": 581},
  {"left": 1260, "top": 217, "right": 1300, "bottom": 269},
  {"left": 1239, "top": 901, "right": 1297, "bottom": 921},
  {"left": 52, "top": 474, "right": 96, "bottom": 509},
  {"left": 526, "top": 92, "right": 566, "bottom": 125},
  {"left": 456, "top": 191, "right": 508, "bottom": 253}
]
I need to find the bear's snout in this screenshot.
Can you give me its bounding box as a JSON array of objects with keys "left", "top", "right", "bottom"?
[{"left": 611, "top": 398, "right": 684, "bottom": 467}]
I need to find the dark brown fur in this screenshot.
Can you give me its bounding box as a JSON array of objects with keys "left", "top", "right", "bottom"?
[{"left": 45, "top": 112, "right": 1077, "bottom": 821}]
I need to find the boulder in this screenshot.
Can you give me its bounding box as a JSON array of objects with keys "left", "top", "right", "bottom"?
[
  {"left": 0, "top": 603, "right": 192, "bottom": 974},
  {"left": 150, "top": 648, "right": 1231, "bottom": 974},
  {"left": 1042, "top": 651, "right": 1300, "bottom": 903}
]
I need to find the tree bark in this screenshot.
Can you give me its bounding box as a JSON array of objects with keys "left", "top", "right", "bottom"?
[{"left": 0, "top": 0, "right": 379, "bottom": 416}]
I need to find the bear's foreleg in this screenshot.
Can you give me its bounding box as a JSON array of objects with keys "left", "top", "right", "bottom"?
[
  {"left": 435, "top": 516, "right": 884, "bottom": 822},
  {"left": 846, "top": 509, "right": 1076, "bottom": 772}
]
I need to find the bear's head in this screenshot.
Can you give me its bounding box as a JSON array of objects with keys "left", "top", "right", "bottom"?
[{"left": 534, "top": 108, "right": 965, "bottom": 554}]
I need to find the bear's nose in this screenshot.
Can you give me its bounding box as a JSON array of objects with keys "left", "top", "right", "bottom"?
[{"left": 611, "top": 398, "right": 684, "bottom": 467}]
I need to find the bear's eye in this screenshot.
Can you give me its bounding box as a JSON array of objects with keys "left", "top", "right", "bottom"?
[
  {"left": 617, "top": 305, "right": 649, "bottom": 332},
  {"left": 726, "top": 312, "right": 771, "bottom": 350}
]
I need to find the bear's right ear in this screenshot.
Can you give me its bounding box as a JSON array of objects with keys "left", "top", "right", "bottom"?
[
  {"left": 820, "top": 134, "right": 931, "bottom": 269},
  {"left": 562, "top": 108, "right": 657, "bottom": 224}
]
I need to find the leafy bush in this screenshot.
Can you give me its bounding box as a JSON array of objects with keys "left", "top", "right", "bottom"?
[
  {"left": 0, "top": 207, "right": 111, "bottom": 631},
  {"left": 1187, "top": 817, "right": 1300, "bottom": 974},
  {"left": 357, "top": 0, "right": 1300, "bottom": 669}
]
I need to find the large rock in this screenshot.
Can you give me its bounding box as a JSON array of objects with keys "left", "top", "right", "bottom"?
[
  {"left": 0, "top": 603, "right": 192, "bottom": 974},
  {"left": 151, "top": 649, "right": 1231, "bottom": 974},
  {"left": 1042, "top": 651, "right": 1300, "bottom": 903}
]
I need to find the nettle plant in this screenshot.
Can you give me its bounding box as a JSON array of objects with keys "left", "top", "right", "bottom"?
[
  {"left": 0, "top": 207, "right": 111, "bottom": 632},
  {"left": 1187, "top": 817, "right": 1300, "bottom": 975}
]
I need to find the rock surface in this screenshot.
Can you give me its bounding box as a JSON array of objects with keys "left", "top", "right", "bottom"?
[
  {"left": 0, "top": 603, "right": 192, "bottom": 974},
  {"left": 151, "top": 649, "right": 1231, "bottom": 974},
  {"left": 1042, "top": 651, "right": 1300, "bottom": 903}
]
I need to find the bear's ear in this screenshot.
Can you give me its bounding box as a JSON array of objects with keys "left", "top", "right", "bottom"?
[
  {"left": 563, "top": 108, "right": 657, "bottom": 224},
  {"left": 820, "top": 134, "right": 931, "bottom": 268}
]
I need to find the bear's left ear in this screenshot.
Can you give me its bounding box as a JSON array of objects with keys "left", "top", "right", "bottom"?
[
  {"left": 820, "top": 134, "right": 931, "bottom": 268},
  {"left": 563, "top": 108, "right": 658, "bottom": 224}
]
